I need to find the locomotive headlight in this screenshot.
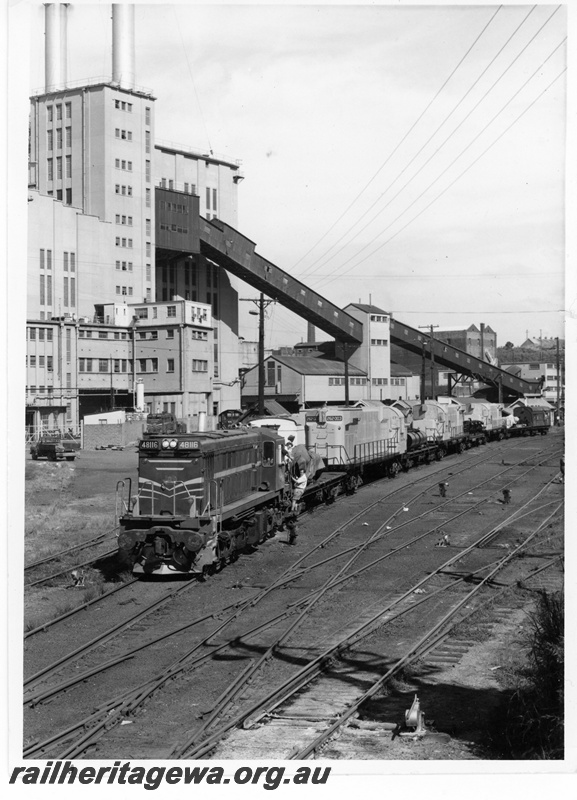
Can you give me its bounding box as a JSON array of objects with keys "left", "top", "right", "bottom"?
[
  {"left": 169, "top": 439, "right": 177, "bottom": 449},
  {"left": 162, "top": 439, "right": 170, "bottom": 449}
]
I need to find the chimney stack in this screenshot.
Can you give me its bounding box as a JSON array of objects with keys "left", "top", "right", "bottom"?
[
  {"left": 45, "top": 4, "right": 69, "bottom": 92},
  {"left": 307, "top": 322, "right": 316, "bottom": 344},
  {"left": 112, "top": 4, "right": 135, "bottom": 89}
]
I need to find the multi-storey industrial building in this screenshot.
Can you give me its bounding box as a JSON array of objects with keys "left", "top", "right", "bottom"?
[{"left": 26, "top": 4, "right": 244, "bottom": 434}]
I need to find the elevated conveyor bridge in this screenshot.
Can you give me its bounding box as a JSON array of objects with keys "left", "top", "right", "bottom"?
[
  {"left": 389, "top": 319, "right": 541, "bottom": 397},
  {"left": 155, "top": 194, "right": 538, "bottom": 399},
  {"left": 198, "top": 217, "right": 363, "bottom": 345}
]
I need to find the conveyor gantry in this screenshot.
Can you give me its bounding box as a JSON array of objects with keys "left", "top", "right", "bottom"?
[
  {"left": 198, "top": 217, "right": 363, "bottom": 345},
  {"left": 390, "top": 318, "right": 541, "bottom": 397}
]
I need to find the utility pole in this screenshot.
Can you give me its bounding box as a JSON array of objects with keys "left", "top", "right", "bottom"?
[
  {"left": 343, "top": 343, "right": 350, "bottom": 407},
  {"left": 419, "top": 324, "right": 439, "bottom": 400},
  {"left": 240, "top": 293, "right": 274, "bottom": 416},
  {"left": 556, "top": 336, "right": 561, "bottom": 425}
]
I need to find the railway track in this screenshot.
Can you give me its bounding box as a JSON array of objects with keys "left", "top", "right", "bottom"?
[{"left": 23, "top": 434, "right": 563, "bottom": 759}]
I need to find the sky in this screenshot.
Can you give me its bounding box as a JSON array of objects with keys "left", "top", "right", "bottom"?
[{"left": 23, "top": 1, "right": 569, "bottom": 350}]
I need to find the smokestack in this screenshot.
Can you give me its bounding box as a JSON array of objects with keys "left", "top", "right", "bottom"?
[
  {"left": 45, "top": 4, "right": 69, "bottom": 91},
  {"left": 112, "top": 4, "right": 135, "bottom": 89},
  {"left": 307, "top": 322, "right": 315, "bottom": 343}
]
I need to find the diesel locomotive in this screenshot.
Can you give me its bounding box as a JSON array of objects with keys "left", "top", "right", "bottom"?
[{"left": 117, "top": 427, "right": 290, "bottom": 576}]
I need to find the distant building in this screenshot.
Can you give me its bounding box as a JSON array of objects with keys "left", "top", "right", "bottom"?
[
  {"left": 501, "top": 360, "right": 563, "bottom": 405},
  {"left": 241, "top": 354, "right": 370, "bottom": 413}
]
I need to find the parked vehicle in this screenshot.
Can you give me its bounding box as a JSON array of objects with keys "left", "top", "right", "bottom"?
[{"left": 30, "top": 431, "right": 80, "bottom": 461}]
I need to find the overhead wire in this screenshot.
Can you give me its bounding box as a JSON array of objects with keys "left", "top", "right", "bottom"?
[
  {"left": 171, "top": 5, "right": 214, "bottom": 156},
  {"left": 302, "top": 5, "right": 557, "bottom": 281},
  {"left": 311, "top": 64, "right": 566, "bottom": 286},
  {"left": 289, "top": 4, "right": 504, "bottom": 273}
]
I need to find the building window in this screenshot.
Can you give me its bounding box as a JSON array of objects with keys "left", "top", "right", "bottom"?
[
  {"left": 47, "top": 356, "right": 53, "bottom": 372},
  {"left": 65, "top": 188, "right": 72, "bottom": 205},
  {"left": 146, "top": 188, "right": 151, "bottom": 207},
  {"left": 145, "top": 160, "right": 151, "bottom": 182},
  {"left": 47, "top": 130, "right": 53, "bottom": 151},
  {"left": 99, "top": 359, "right": 108, "bottom": 373},
  {"left": 30, "top": 356, "right": 36, "bottom": 367},
  {"left": 145, "top": 130, "right": 151, "bottom": 153},
  {"left": 167, "top": 359, "right": 175, "bottom": 373},
  {"left": 56, "top": 104, "right": 62, "bottom": 120},
  {"left": 39, "top": 274, "right": 45, "bottom": 305},
  {"left": 145, "top": 106, "right": 151, "bottom": 125},
  {"left": 65, "top": 102, "right": 71, "bottom": 119},
  {"left": 56, "top": 128, "right": 62, "bottom": 149},
  {"left": 146, "top": 219, "right": 151, "bottom": 236},
  {"left": 167, "top": 306, "right": 176, "bottom": 318},
  {"left": 78, "top": 358, "right": 85, "bottom": 372},
  {"left": 370, "top": 339, "right": 388, "bottom": 346},
  {"left": 39, "top": 355, "right": 45, "bottom": 367},
  {"left": 135, "top": 308, "right": 148, "bottom": 319},
  {"left": 47, "top": 105, "right": 53, "bottom": 122},
  {"left": 529, "top": 364, "right": 540, "bottom": 370},
  {"left": 212, "top": 188, "right": 217, "bottom": 211},
  {"left": 63, "top": 276, "right": 69, "bottom": 307},
  {"left": 47, "top": 159, "right": 53, "bottom": 181},
  {"left": 146, "top": 242, "right": 151, "bottom": 257},
  {"left": 167, "top": 329, "right": 174, "bottom": 339},
  {"left": 65, "top": 127, "right": 71, "bottom": 147},
  {"left": 192, "top": 359, "right": 208, "bottom": 372},
  {"left": 56, "top": 157, "right": 62, "bottom": 179},
  {"left": 46, "top": 274, "right": 52, "bottom": 305},
  {"left": 206, "top": 187, "right": 211, "bottom": 209},
  {"left": 98, "top": 331, "right": 108, "bottom": 339},
  {"left": 65, "top": 155, "right": 71, "bottom": 178}
]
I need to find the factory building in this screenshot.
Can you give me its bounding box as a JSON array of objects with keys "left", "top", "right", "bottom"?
[{"left": 26, "top": 4, "right": 244, "bottom": 435}]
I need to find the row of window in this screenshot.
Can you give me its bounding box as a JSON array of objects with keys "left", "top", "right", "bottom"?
[
  {"left": 27, "top": 355, "right": 53, "bottom": 370},
  {"left": 79, "top": 358, "right": 131, "bottom": 373},
  {"left": 115, "top": 184, "right": 133, "bottom": 196},
  {"left": 370, "top": 314, "right": 388, "bottom": 323},
  {"left": 47, "top": 156, "right": 71, "bottom": 181},
  {"left": 115, "top": 128, "right": 133, "bottom": 141},
  {"left": 159, "top": 223, "right": 189, "bottom": 234},
  {"left": 79, "top": 330, "right": 129, "bottom": 340},
  {"left": 135, "top": 305, "right": 178, "bottom": 319},
  {"left": 39, "top": 275, "right": 76, "bottom": 307},
  {"left": 370, "top": 339, "right": 388, "bottom": 346},
  {"left": 47, "top": 188, "right": 72, "bottom": 204},
  {"left": 47, "top": 103, "right": 71, "bottom": 122},
  {"left": 28, "top": 327, "right": 53, "bottom": 341},
  {"left": 328, "top": 377, "right": 368, "bottom": 386},
  {"left": 115, "top": 286, "right": 134, "bottom": 296},
  {"left": 159, "top": 200, "right": 190, "bottom": 214},
  {"left": 47, "top": 127, "right": 71, "bottom": 150},
  {"left": 114, "top": 99, "right": 133, "bottom": 113},
  {"left": 115, "top": 237, "right": 133, "bottom": 248},
  {"left": 115, "top": 159, "right": 133, "bottom": 171},
  {"left": 116, "top": 261, "right": 133, "bottom": 271}
]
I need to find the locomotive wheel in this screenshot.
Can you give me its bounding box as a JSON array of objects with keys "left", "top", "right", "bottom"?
[{"left": 435, "top": 449, "right": 444, "bottom": 461}]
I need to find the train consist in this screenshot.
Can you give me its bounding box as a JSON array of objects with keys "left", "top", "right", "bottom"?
[{"left": 116, "top": 400, "right": 550, "bottom": 577}]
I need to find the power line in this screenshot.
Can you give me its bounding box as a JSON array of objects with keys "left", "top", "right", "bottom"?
[
  {"left": 290, "top": 4, "right": 504, "bottom": 275},
  {"left": 311, "top": 60, "right": 566, "bottom": 289},
  {"left": 299, "top": 4, "right": 539, "bottom": 281}
]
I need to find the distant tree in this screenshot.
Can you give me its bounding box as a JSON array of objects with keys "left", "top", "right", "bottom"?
[{"left": 504, "top": 341, "right": 514, "bottom": 349}]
